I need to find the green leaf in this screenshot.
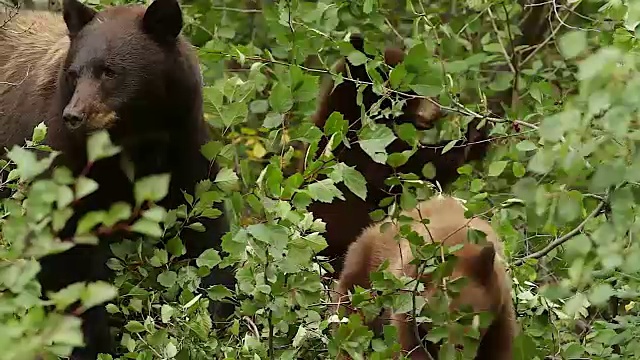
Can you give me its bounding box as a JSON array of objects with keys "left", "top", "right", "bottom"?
[
  {"left": 307, "top": 179, "right": 344, "bottom": 203},
  {"left": 48, "top": 282, "right": 85, "bottom": 311},
  {"left": 157, "top": 271, "right": 178, "bottom": 288},
  {"left": 134, "top": 174, "right": 171, "bottom": 205},
  {"left": 187, "top": 222, "right": 206, "bottom": 232},
  {"left": 214, "top": 167, "right": 239, "bottom": 191},
  {"left": 165, "top": 343, "right": 178, "bottom": 358},
  {"left": 488, "top": 161, "right": 508, "bottom": 177},
  {"left": 559, "top": 30, "right": 587, "bottom": 59},
  {"left": 201, "top": 140, "right": 222, "bottom": 161},
  {"left": 363, "top": 0, "right": 374, "bottom": 14},
  {"left": 516, "top": 140, "right": 537, "bottom": 152},
  {"left": 422, "top": 162, "right": 436, "bottom": 179},
  {"left": 196, "top": 249, "right": 222, "bottom": 269},
  {"left": 263, "top": 112, "right": 284, "bottom": 128},
  {"left": 250, "top": 99, "right": 269, "bottom": 114},
  {"left": 269, "top": 82, "right": 293, "bottom": 113},
  {"left": 32, "top": 121, "right": 47, "bottom": 143},
  {"left": 167, "top": 236, "right": 186, "bottom": 257},
  {"left": 588, "top": 283, "right": 614, "bottom": 306},
  {"left": 81, "top": 281, "right": 118, "bottom": 310},
  {"left": 75, "top": 176, "right": 99, "bottom": 200},
  {"left": 347, "top": 50, "right": 368, "bottom": 66},
  {"left": 359, "top": 124, "right": 396, "bottom": 164},
  {"left": 86, "top": 130, "right": 121, "bottom": 163},
  {"left": 330, "top": 163, "right": 368, "bottom": 201},
  {"left": 161, "top": 304, "right": 174, "bottom": 323},
  {"left": 6, "top": 146, "right": 57, "bottom": 181},
  {"left": 512, "top": 162, "right": 526, "bottom": 178},
  {"left": 130, "top": 218, "right": 163, "bottom": 238},
  {"left": 441, "top": 139, "right": 457, "bottom": 154},
  {"left": 125, "top": 320, "right": 146, "bottom": 333},
  {"left": 324, "top": 112, "right": 348, "bottom": 137},
  {"left": 207, "top": 285, "right": 234, "bottom": 301},
  {"left": 625, "top": 1, "right": 640, "bottom": 31}
]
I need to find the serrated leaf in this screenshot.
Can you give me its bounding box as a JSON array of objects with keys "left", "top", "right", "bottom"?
[
  {"left": 559, "top": 30, "right": 587, "bottom": 59},
  {"left": 161, "top": 304, "right": 174, "bottom": 323},
  {"left": 342, "top": 166, "right": 367, "bottom": 200},
  {"left": 263, "top": 112, "right": 284, "bottom": 128},
  {"left": 441, "top": 139, "right": 458, "bottom": 154},
  {"left": 86, "top": 130, "right": 121, "bottom": 163},
  {"left": 134, "top": 174, "right": 171, "bottom": 205},
  {"left": 347, "top": 50, "right": 368, "bottom": 66},
  {"left": 157, "top": 271, "right": 178, "bottom": 288},
  {"left": 196, "top": 249, "right": 222, "bottom": 269},
  {"left": 307, "top": 179, "right": 344, "bottom": 203},
  {"left": 130, "top": 218, "right": 163, "bottom": 238},
  {"left": 125, "top": 320, "right": 145, "bottom": 333},
  {"left": 269, "top": 82, "right": 293, "bottom": 113},
  {"left": 81, "top": 281, "right": 117, "bottom": 310},
  {"left": 488, "top": 161, "right": 508, "bottom": 177},
  {"left": 207, "top": 285, "right": 234, "bottom": 301},
  {"left": 75, "top": 176, "right": 99, "bottom": 200},
  {"left": 167, "top": 237, "right": 186, "bottom": 257},
  {"left": 359, "top": 124, "right": 396, "bottom": 164},
  {"left": 32, "top": 122, "right": 47, "bottom": 143},
  {"left": 516, "top": 140, "right": 537, "bottom": 152}
]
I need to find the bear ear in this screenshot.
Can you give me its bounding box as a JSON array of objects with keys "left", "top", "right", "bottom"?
[
  {"left": 142, "top": 0, "right": 183, "bottom": 43},
  {"left": 474, "top": 244, "right": 496, "bottom": 284},
  {"left": 349, "top": 33, "right": 365, "bottom": 52},
  {"left": 63, "top": 0, "right": 97, "bottom": 37}
]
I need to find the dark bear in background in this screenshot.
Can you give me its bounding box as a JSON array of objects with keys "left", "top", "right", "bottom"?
[
  {"left": 0, "top": 0, "right": 234, "bottom": 357},
  {"left": 308, "top": 35, "right": 490, "bottom": 277}
]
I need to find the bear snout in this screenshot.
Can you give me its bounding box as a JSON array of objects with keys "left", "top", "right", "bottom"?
[
  {"left": 62, "top": 106, "right": 86, "bottom": 130},
  {"left": 62, "top": 101, "right": 117, "bottom": 132}
]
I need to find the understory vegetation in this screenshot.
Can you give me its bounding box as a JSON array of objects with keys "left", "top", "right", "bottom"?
[{"left": 3, "top": 0, "right": 640, "bottom": 359}]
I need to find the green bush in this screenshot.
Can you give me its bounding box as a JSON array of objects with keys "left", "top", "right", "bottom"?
[{"left": 3, "top": 0, "right": 640, "bottom": 359}]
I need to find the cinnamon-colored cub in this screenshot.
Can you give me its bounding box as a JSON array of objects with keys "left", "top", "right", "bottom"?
[{"left": 334, "top": 195, "right": 516, "bottom": 359}]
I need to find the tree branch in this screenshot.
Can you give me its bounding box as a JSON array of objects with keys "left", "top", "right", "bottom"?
[{"left": 513, "top": 200, "right": 606, "bottom": 266}]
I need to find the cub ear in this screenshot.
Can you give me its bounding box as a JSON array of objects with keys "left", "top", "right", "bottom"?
[
  {"left": 474, "top": 244, "right": 496, "bottom": 285},
  {"left": 63, "top": 0, "right": 97, "bottom": 37},
  {"left": 142, "top": 0, "right": 183, "bottom": 43},
  {"left": 349, "top": 33, "right": 365, "bottom": 52}
]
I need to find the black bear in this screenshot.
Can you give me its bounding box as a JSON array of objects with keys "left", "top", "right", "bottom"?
[
  {"left": 334, "top": 195, "right": 516, "bottom": 360},
  {"left": 0, "top": 0, "right": 234, "bottom": 358},
  {"left": 307, "top": 35, "right": 490, "bottom": 277}
]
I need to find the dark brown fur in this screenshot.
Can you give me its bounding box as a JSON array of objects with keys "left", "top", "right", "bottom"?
[
  {"left": 0, "top": 1, "right": 234, "bottom": 358},
  {"left": 334, "top": 195, "right": 516, "bottom": 360},
  {"left": 308, "top": 35, "right": 489, "bottom": 276}
]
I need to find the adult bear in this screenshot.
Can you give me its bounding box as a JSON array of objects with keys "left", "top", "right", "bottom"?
[
  {"left": 308, "top": 35, "right": 490, "bottom": 277},
  {"left": 334, "top": 195, "right": 516, "bottom": 359},
  {"left": 0, "top": 0, "right": 235, "bottom": 358}
]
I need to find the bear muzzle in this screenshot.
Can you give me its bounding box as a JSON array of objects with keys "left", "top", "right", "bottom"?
[{"left": 62, "top": 102, "right": 118, "bottom": 132}]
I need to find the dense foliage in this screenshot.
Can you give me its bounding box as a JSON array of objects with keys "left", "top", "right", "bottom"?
[{"left": 2, "top": 0, "right": 640, "bottom": 359}]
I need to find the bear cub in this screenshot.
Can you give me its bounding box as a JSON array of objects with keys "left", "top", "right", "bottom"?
[{"left": 334, "top": 195, "right": 516, "bottom": 360}]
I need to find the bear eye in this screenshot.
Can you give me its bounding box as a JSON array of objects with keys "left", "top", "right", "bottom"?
[
  {"left": 101, "top": 66, "right": 117, "bottom": 80},
  {"left": 65, "top": 69, "right": 78, "bottom": 85}
]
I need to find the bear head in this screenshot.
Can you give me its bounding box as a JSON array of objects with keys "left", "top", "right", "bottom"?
[{"left": 58, "top": 0, "right": 202, "bottom": 144}]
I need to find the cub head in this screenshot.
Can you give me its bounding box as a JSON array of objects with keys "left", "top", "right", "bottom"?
[
  {"left": 419, "top": 242, "right": 506, "bottom": 348},
  {"left": 59, "top": 0, "right": 201, "bottom": 140},
  {"left": 318, "top": 34, "right": 443, "bottom": 132}
]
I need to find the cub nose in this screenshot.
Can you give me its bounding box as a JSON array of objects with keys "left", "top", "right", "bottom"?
[{"left": 62, "top": 109, "right": 85, "bottom": 130}]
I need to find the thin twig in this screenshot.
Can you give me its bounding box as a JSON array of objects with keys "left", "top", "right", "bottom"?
[
  {"left": 487, "top": 6, "right": 516, "bottom": 74},
  {"left": 513, "top": 200, "right": 606, "bottom": 266}
]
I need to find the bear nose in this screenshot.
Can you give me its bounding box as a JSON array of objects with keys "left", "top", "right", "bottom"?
[{"left": 62, "top": 109, "right": 85, "bottom": 130}]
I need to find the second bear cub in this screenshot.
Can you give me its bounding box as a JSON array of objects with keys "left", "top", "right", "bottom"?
[{"left": 334, "top": 195, "right": 516, "bottom": 360}]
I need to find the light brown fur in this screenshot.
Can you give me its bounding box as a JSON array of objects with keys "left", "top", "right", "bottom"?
[
  {"left": 334, "top": 195, "right": 516, "bottom": 360},
  {"left": 0, "top": 9, "right": 69, "bottom": 94}
]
